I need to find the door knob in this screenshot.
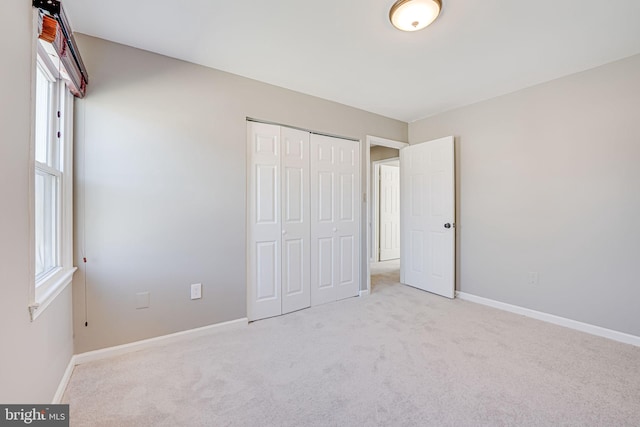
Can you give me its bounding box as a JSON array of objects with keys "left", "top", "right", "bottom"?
[
  {"left": 333, "top": 227, "right": 338, "bottom": 232},
  {"left": 282, "top": 230, "right": 287, "bottom": 235},
  {"left": 444, "top": 223, "right": 452, "bottom": 229}
]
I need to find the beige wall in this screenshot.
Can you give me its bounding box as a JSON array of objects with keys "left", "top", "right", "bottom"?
[
  {"left": 370, "top": 146, "right": 399, "bottom": 163},
  {"left": 0, "top": 2, "right": 74, "bottom": 402},
  {"left": 409, "top": 54, "right": 640, "bottom": 336},
  {"left": 73, "top": 35, "right": 407, "bottom": 353}
]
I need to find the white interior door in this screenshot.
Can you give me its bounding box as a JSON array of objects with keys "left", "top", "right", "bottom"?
[
  {"left": 281, "top": 127, "right": 311, "bottom": 314},
  {"left": 311, "top": 134, "right": 360, "bottom": 305},
  {"left": 247, "top": 122, "right": 282, "bottom": 320},
  {"left": 379, "top": 164, "right": 400, "bottom": 261},
  {"left": 400, "top": 136, "right": 455, "bottom": 298}
]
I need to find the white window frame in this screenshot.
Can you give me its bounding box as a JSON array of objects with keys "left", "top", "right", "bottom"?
[{"left": 29, "top": 21, "right": 76, "bottom": 321}]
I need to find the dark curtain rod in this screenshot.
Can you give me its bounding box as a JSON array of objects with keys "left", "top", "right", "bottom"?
[{"left": 32, "top": 0, "right": 89, "bottom": 85}]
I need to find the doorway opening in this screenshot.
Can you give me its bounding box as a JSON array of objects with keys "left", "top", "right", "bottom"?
[
  {"left": 365, "top": 136, "right": 408, "bottom": 295},
  {"left": 365, "top": 135, "right": 456, "bottom": 299},
  {"left": 372, "top": 157, "right": 400, "bottom": 293}
]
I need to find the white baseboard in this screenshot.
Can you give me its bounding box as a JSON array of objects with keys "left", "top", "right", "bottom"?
[
  {"left": 53, "top": 318, "right": 248, "bottom": 402},
  {"left": 52, "top": 356, "right": 77, "bottom": 404},
  {"left": 74, "top": 318, "right": 248, "bottom": 365},
  {"left": 359, "top": 290, "right": 370, "bottom": 297},
  {"left": 456, "top": 292, "right": 640, "bottom": 347}
]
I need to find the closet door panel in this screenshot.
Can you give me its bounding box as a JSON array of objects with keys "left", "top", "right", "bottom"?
[
  {"left": 256, "top": 241, "right": 278, "bottom": 300},
  {"left": 318, "top": 237, "right": 334, "bottom": 289},
  {"left": 281, "top": 127, "right": 311, "bottom": 314},
  {"left": 311, "top": 134, "right": 360, "bottom": 305},
  {"left": 318, "top": 172, "right": 334, "bottom": 222},
  {"left": 311, "top": 135, "right": 338, "bottom": 306},
  {"left": 248, "top": 122, "right": 282, "bottom": 321},
  {"left": 334, "top": 138, "right": 360, "bottom": 301},
  {"left": 256, "top": 165, "right": 277, "bottom": 223}
]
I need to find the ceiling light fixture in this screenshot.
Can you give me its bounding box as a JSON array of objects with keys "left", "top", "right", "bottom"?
[{"left": 389, "top": 0, "right": 442, "bottom": 32}]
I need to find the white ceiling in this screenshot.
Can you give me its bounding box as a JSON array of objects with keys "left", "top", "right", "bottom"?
[{"left": 62, "top": 0, "right": 640, "bottom": 122}]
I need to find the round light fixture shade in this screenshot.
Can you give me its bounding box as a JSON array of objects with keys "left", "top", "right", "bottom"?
[{"left": 389, "top": 0, "right": 442, "bottom": 32}]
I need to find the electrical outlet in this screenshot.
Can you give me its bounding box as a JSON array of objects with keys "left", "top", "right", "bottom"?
[
  {"left": 527, "top": 272, "right": 539, "bottom": 285},
  {"left": 136, "top": 292, "right": 150, "bottom": 309},
  {"left": 190, "top": 283, "right": 202, "bottom": 300}
]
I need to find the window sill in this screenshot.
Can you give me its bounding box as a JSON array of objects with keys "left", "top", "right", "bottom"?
[{"left": 30, "top": 266, "right": 77, "bottom": 321}]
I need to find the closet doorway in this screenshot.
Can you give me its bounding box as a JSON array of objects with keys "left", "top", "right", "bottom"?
[{"left": 247, "top": 121, "right": 361, "bottom": 322}]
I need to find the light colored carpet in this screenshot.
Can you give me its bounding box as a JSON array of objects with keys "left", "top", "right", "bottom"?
[
  {"left": 371, "top": 259, "right": 401, "bottom": 293},
  {"left": 64, "top": 264, "right": 640, "bottom": 426}
]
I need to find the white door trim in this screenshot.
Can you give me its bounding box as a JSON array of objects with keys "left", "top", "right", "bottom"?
[{"left": 365, "top": 135, "right": 409, "bottom": 294}]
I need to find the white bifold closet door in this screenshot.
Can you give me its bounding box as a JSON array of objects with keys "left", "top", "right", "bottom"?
[
  {"left": 247, "top": 122, "right": 311, "bottom": 321},
  {"left": 310, "top": 134, "right": 360, "bottom": 306},
  {"left": 248, "top": 123, "right": 360, "bottom": 321}
]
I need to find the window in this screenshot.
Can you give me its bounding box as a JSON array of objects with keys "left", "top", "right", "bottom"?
[
  {"left": 35, "top": 64, "right": 60, "bottom": 280},
  {"left": 30, "top": 49, "right": 76, "bottom": 320}
]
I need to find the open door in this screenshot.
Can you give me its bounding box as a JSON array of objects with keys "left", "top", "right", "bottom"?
[{"left": 400, "top": 136, "right": 455, "bottom": 298}]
